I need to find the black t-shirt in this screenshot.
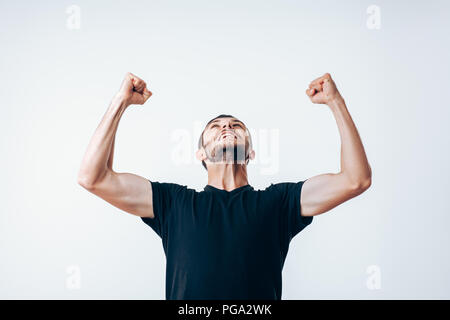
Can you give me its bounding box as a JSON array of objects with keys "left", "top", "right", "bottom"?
[{"left": 141, "top": 180, "right": 313, "bottom": 300}]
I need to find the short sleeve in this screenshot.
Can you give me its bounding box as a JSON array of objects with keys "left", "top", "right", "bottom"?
[
  {"left": 141, "top": 180, "right": 185, "bottom": 239},
  {"left": 269, "top": 181, "right": 313, "bottom": 247}
]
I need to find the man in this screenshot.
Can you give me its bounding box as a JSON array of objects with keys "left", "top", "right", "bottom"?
[{"left": 78, "top": 72, "right": 372, "bottom": 300}]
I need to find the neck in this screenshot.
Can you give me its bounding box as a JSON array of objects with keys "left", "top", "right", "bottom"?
[{"left": 207, "top": 163, "right": 249, "bottom": 191}]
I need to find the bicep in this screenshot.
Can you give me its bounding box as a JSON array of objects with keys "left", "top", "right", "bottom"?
[
  {"left": 82, "top": 170, "right": 154, "bottom": 218},
  {"left": 301, "top": 173, "right": 362, "bottom": 217}
]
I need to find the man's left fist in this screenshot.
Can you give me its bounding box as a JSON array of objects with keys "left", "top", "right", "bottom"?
[{"left": 306, "top": 73, "right": 342, "bottom": 105}]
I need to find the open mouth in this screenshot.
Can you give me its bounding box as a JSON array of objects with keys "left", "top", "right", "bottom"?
[{"left": 218, "top": 132, "right": 236, "bottom": 141}]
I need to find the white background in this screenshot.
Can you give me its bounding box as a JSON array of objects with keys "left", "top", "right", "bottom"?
[{"left": 1, "top": 0, "right": 449, "bottom": 299}]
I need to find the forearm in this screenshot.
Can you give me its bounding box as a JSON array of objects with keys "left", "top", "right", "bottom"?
[
  {"left": 107, "top": 131, "right": 116, "bottom": 171},
  {"left": 78, "top": 95, "right": 126, "bottom": 187},
  {"left": 328, "top": 97, "right": 372, "bottom": 188}
]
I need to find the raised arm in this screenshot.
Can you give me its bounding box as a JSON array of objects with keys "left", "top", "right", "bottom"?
[
  {"left": 77, "top": 72, "right": 155, "bottom": 218},
  {"left": 300, "top": 73, "right": 372, "bottom": 217}
]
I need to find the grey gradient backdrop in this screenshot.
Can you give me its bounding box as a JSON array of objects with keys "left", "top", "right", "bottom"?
[{"left": 1, "top": 0, "right": 449, "bottom": 299}]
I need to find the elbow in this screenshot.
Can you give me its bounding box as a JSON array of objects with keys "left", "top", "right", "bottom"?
[
  {"left": 77, "top": 169, "right": 112, "bottom": 190},
  {"left": 346, "top": 165, "right": 372, "bottom": 193},
  {"left": 362, "top": 165, "right": 372, "bottom": 190},
  {"left": 352, "top": 177, "right": 372, "bottom": 193},
  {"left": 360, "top": 178, "right": 372, "bottom": 191},
  {"left": 77, "top": 175, "right": 95, "bottom": 190}
]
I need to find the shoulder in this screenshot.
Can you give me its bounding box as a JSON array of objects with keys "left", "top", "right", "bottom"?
[
  {"left": 149, "top": 181, "right": 195, "bottom": 196},
  {"left": 150, "top": 180, "right": 187, "bottom": 188},
  {"left": 261, "top": 181, "right": 304, "bottom": 193}
]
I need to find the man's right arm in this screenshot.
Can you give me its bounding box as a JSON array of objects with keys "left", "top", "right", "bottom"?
[{"left": 77, "top": 72, "right": 155, "bottom": 218}]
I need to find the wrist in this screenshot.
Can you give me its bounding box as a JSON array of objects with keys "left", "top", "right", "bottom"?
[
  {"left": 327, "top": 95, "right": 345, "bottom": 109},
  {"left": 112, "top": 93, "right": 130, "bottom": 109}
]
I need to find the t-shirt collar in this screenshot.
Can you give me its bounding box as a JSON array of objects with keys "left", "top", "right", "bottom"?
[{"left": 204, "top": 184, "right": 253, "bottom": 194}]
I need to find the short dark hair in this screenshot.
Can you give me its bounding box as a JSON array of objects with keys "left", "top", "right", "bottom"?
[{"left": 198, "top": 114, "right": 251, "bottom": 171}]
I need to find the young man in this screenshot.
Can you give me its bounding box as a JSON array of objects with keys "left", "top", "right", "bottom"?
[{"left": 78, "top": 72, "right": 372, "bottom": 300}]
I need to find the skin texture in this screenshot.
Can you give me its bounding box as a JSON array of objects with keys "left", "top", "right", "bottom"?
[
  {"left": 300, "top": 73, "right": 372, "bottom": 217},
  {"left": 78, "top": 72, "right": 371, "bottom": 219},
  {"left": 77, "top": 72, "right": 154, "bottom": 218},
  {"left": 196, "top": 117, "right": 255, "bottom": 191}
]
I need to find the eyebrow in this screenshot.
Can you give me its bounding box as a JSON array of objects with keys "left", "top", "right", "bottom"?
[{"left": 207, "top": 119, "right": 245, "bottom": 128}]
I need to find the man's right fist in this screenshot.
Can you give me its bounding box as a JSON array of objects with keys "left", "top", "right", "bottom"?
[{"left": 116, "top": 72, "right": 152, "bottom": 106}]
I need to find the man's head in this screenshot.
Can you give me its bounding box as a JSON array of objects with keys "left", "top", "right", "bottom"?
[{"left": 196, "top": 114, "right": 255, "bottom": 171}]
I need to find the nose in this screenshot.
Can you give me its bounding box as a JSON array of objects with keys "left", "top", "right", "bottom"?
[
  {"left": 217, "top": 121, "right": 236, "bottom": 141},
  {"left": 222, "top": 122, "right": 233, "bottom": 129}
]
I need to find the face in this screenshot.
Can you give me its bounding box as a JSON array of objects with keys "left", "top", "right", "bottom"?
[{"left": 200, "top": 117, "right": 252, "bottom": 165}]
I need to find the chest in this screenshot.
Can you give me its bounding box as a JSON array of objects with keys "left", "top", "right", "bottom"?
[{"left": 169, "top": 193, "right": 279, "bottom": 247}]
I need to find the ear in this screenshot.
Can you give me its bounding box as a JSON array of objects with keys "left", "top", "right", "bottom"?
[
  {"left": 248, "top": 149, "right": 255, "bottom": 161},
  {"left": 196, "top": 148, "right": 207, "bottom": 161}
]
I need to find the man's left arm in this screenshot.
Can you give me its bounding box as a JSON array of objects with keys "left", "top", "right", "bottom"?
[{"left": 301, "top": 73, "right": 372, "bottom": 217}]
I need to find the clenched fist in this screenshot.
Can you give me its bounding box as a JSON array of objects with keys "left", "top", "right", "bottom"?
[
  {"left": 116, "top": 72, "right": 152, "bottom": 106},
  {"left": 306, "top": 73, "right": 342, "bottom": 105}
]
